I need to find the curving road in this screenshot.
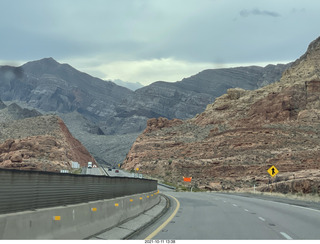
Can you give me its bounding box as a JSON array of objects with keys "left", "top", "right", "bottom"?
[{"left": 134, "top": 190, "right": 320, "bottom": 240}]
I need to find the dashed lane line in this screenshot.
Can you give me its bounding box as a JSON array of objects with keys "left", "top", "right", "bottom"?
[{"left": 280, "top": 232, "right": 293, "bottom": 240}]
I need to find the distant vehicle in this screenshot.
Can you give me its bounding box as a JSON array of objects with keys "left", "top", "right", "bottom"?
[
  {"left": 112, "top": 167, "right": 116, "bottom": 169},
  {"left": 108, "top": 168, "right": 112, "bottom": 171},
  {"left": 115, "top": 169, "right": 119, "bottom": 173},
  {"left": 87, "top": 162, "right": 92, "bottom": 168}
]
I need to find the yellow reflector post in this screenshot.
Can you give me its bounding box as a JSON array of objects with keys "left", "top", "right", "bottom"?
[
  {"left": 115, "top": 203, "right": 119, "bottom": 207},
  {"left": 130, "top": 199, "right": 133, "bottom": 202},
  {"left": 140, "top": 197, "right": 143, "bottom": 200},
  {"left": 53, "top": 216, "right": 61, "bottom": 221},
  {"left": 91, "top": 208, "right": 97, "bottom": 212}
]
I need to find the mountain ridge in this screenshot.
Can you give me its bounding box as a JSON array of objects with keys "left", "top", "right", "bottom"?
[{"left": 0, "top": 57, "right": 290, "bottom": 165}]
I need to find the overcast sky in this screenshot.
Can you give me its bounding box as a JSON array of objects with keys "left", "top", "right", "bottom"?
[{"left": 1, "top": 0, "right": 320, "bottom": 85}]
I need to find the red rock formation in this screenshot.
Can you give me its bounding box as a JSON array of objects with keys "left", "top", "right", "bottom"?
[
  {"left": 122, "top": 37, "right": 320, "bottom": 194},
  {"left": 0, "top": 115, "right": 95, "bottom": 172}
]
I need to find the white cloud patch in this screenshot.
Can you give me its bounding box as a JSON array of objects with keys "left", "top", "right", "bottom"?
[
  {"left": 96, "top": 58, "right": 216, "bottom": 85},
  {"left": 67, "top": 57, "right": 289, "bottom": 86}
]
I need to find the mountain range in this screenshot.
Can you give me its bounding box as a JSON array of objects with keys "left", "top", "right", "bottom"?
[
  {"left": 112, "top": 79, "right": 144, "bottom": 91},
  {"left": 0, "top": 57, "right": 290, "bottom": 165}
]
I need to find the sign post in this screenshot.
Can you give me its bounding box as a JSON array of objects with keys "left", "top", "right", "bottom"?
[
  {"left": 183, "top": 176, "right": 192, "bottom": 192},
  {"left": 267, "top": 165, "right": 279, "bottom": 193},
  {"left": 135, "top": 167, "right": 139, "bottom": 178}
]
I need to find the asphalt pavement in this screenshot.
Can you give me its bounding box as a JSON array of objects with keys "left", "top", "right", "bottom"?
[
  {"left": 78, "top": 170, "right": 320, "bottom": 240},
  {"left": 132, "top": 190, "right": 320, "bottom": 240},
  {"left": 84, "top": 167, "right": 106, "bottom": 175}
]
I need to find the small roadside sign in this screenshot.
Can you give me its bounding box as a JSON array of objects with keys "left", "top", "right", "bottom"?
[
  {"left": 183, "top": 177, "right": 192, "bottom": 182},
  {"left": 267, "top": 165, "right": 279, "bottom": 177}
]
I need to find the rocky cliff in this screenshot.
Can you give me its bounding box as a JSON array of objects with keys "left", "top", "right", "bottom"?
[
  {"left": 0, "top": 113, "right": 95, "bottom": 172},
  {"left": 122, "top": 36, "right": 320, "bottom": 195}
]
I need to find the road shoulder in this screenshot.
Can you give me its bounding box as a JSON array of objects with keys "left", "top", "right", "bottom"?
[{"left": 89, "top": 194, "right": 169, "bottom": 240}]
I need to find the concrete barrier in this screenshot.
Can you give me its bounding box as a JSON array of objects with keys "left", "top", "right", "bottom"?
[{"left": 0, "top": 190, "right": 160, "bottom": 239}]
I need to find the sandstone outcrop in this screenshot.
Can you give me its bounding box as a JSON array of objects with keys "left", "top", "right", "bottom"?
[
  {"left": 123, "top": 36, "right": 320, "bottom": 195},
  {"left": 0, "top": 115, "right": 95, "bottom": 172}
]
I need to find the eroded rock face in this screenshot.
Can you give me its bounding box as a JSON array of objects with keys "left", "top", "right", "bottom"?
[
  {"left": 144, "top": 117, "right": 183, "bottom": 133},
  {"left": 0, "top": 115, "right": 95, "bottom": 172},
  {"left": 122, "top": 36, "right": 320, "bottom": 194}
]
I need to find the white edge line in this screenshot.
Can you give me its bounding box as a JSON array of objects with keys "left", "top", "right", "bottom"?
[{"left": 258, "top": 217, "right": 265, "bottom": 221}]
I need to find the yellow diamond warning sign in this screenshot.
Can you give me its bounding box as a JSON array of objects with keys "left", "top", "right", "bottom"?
[{"left": 267, "top": 165, "right": 279, "bottom": 177}]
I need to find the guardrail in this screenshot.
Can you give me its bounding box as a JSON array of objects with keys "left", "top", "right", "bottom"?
[
  {"left": 0, "top": 168, "right": 157, "bottom": 215},
  {"left": 158, "top": 182, "right": 176, "bottom": 190}
]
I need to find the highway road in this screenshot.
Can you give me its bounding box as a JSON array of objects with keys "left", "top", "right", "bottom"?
[
  {"left": 133, "top": 189, "right": 320, "bottom": 240},
  {"left": 82, "top": 167, "right": 136, "bottom": 178},
  {"left": 82, "top": 167, "right": 106, "bottom": 176},
  {"left": 104, "top": 168, "right": 134, "bottom": 177}
]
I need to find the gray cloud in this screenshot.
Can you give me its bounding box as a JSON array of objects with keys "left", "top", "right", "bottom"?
[
  {"left": 240, "top": 8, "right": 281, "bottom": 18},
  {"left": 1, "top": 0, "right": 320, "bottom": 84}
]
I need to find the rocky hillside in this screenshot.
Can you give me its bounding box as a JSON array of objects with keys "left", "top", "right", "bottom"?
[
  {"left": 122, "top": 36, "right": 320, "bottom": 195},
  {"left": 0, "top": 102, "right": 42, "bottom": 123},
  {"left": 0, "top": 58, "right": 132, "bottom": 133},
  {"left": 0, "top": 111, "right": 95, "bottom": 172}
]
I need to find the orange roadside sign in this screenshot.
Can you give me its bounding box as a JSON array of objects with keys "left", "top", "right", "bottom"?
[{"left": 183, "top": 177, "right": 192, "bottom": 182}]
